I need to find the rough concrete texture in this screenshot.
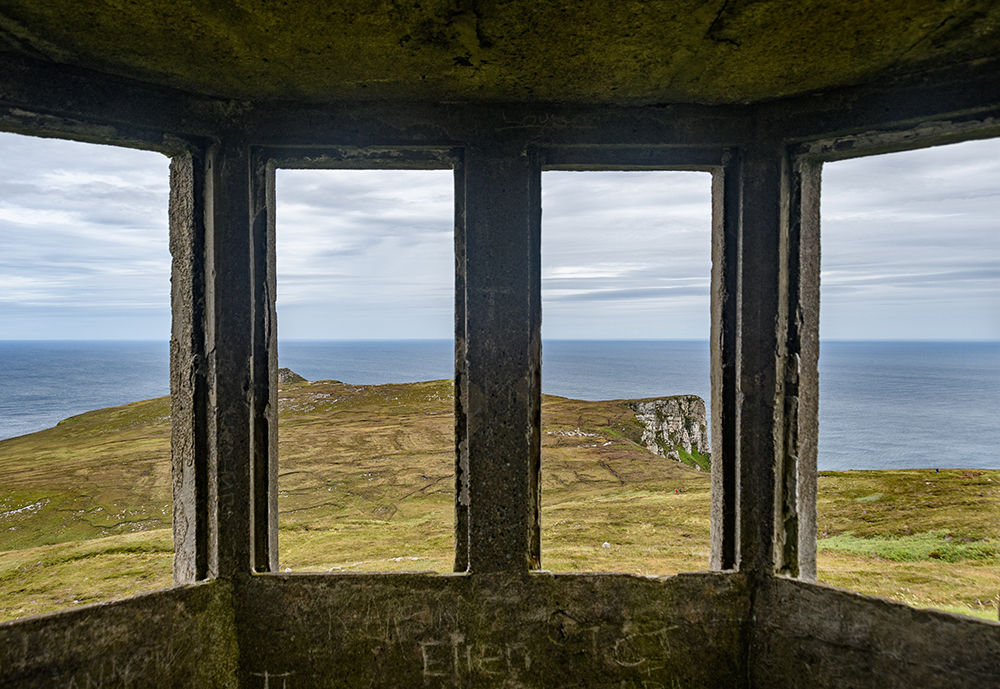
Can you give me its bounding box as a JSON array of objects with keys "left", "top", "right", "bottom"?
[
  {"left": 627, "top": 395, "right": 710, "bottom": 467},
  {"left": 0, "top": 6, "right": 997, "bottom": 687},
  {"left": 169, "top": 152, "right": 203, "bottom": 586},
  {"left": 0, "top": 581, "right": 238, "bottom": 688},
  {"left": 2, "top": 573, "right": 999, "bottom": 688},
  {"left": 0, "top": 1, "right": 997, "bottom": 105},
  {"left": 752, "top": 578, "right": 1000, "bottom": 688},
  {"left": 461, "top": 146, "right": 541, "bottom": 573},
  {"left": 235, "top": 572, "right": 749, "bottom": 689}
]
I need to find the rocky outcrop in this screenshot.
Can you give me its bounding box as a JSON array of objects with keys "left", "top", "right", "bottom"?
[
  {"left": 277, "top": 368, "right": 306, "bottom": 384},
  {"left": 626, "top": 395, "right": 710, "bottom": 470}
]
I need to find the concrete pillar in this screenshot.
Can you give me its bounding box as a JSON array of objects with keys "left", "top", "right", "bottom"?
[
  {"left": 459, "top": 144, "right": 542, "bottom": 573},
  {"left": 785, "top": 156, "right": 821, "bottom": 582},
  {"left": 171, "top": 137, "right": 268, "bottom": 581},
  {"left": 709, "top": 151, "right": 741, "bottom": 571},
  {"left": 731, "top": 142, "right": 819, "bottom": 580},
  {"left": 250, "top": 149, "right": 279, "bottom": 574},
  {"left": 735, "top": 143, "right": 784, "bottom": 579},
  {"left": 202, "top": 139, "right": 255, "bottom": 579},
  {"left": 170, "top": 151, "right": 208, "bottom": 584},
  {"left": 454, "top": 159, "right": 470, "bottom": 572}
]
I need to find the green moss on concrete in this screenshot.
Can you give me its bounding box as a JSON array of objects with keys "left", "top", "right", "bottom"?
[{"left": 0, "top": 1, "right": 997, "bottom": 104}]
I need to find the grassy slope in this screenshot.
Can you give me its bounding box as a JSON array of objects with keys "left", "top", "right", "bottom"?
[
  {"left": 276, "top": 379, "right": 711, "bottom": 574},
  {"left": 0, "top": 397, "right": 172, "bottom": 551},
  {"left": 0, "top": 380, "right": 996, "bottom": 622},
  {"left": 817, "top": 469, "right": 1000, "bottom": 618}
]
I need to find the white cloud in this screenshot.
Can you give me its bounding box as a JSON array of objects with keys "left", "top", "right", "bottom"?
[
  {"left": 820, "top": 137, "right": 1000, "bottom": 340},
  {"left": 274, "top": 169, "right": 454, "bottom": 338},
  {"left": 0, "top": 132, "right": 996, "bottom": 342},
  {"left": 541, "top": 170, "right": 713, "bottom": 339},
  {"left": 0, "top": 132, "right": 170, "bottom": 338}
]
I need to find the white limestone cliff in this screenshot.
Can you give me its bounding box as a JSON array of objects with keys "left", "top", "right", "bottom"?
[{"left": 626, "top": 395, "right": 710, "bottom": 470}]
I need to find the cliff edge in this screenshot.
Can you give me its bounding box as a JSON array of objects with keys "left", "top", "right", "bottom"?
[{"left": 626, "top": 395, "right": 710, "bottom": 471}]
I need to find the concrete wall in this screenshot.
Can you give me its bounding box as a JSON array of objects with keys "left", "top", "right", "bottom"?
[
  {"left": 0, "top": 50, "right": 997, "bottom": 689},
  {"left": 753, "top": 578, "right": 1000, "bottom": 689},
  {"left": 2, "top": 572, "right": 999, "bottom": 688},
  {"left": 0, "top": 581, "right": 238, "bottom": 688},
  {"left": 235, "top": 572, "right": 748, "bottom": 689}
]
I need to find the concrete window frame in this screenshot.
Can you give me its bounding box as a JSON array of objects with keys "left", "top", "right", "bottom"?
[
  {"left": 169, "top": 140, "right": 755, "bottom": 580},
  {"left": 254, "top": 147, "right": 465, "bottom": 576},
  {"left": 537, "top": 147, "right": 738, "bottom": 573},
  {"left": 232, "top": 144, "right": 749, "bottom": 577},
  {"left": 779, "top": 122, "right": 1000, "bottom": 583},
  {"left": 261, "top": 148, "right": 462, "bottom": 574},
  {"left": 164, "top": 110, "right": 1000, "bottom": 588}
]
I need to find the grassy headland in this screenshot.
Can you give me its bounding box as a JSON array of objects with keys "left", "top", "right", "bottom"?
[
  {"left": 817, "top": 468, "right": 999, "bottom": 618},
  {"left": 0, "top": 377, "right": 996, "bottom": 622}
]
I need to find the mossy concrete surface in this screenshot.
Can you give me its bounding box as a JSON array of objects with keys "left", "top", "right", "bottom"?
[
  {"left": 236, "top": 571, "right": 749, "bottom": 688},
  {"left": 754, "top": 577, "right": 1000, "bottom": 689},
  {"left": 0, "top": 1, "right": 997, "bottom": 105},
  {"left": 0, "top": 580, "right": 238, "bottom": 689}
]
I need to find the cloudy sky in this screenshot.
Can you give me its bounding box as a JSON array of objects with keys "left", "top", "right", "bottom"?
[{"left": 0, "top": 132, "right": 997, "bottom": 341}]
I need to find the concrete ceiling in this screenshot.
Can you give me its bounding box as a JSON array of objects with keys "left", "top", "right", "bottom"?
[{"left": 0, "top": 1, "right": 997, "bottom": 105}]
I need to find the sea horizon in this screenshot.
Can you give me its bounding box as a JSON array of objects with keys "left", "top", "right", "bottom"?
[{"left": 1, "top": 338, "right": 997, "bottom": 472}]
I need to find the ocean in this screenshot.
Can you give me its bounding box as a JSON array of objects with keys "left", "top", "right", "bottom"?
[{"left": 1, "top": 339, "right": 997, "bottom": 471}]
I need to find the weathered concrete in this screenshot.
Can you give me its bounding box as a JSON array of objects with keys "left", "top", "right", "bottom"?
[
  {"left": 753, "top": 577, "right": 1000, "bottom": 688},
  {"left": 709, "top": 150, "right": 741, "bottom": 572},
  {"left": 734, "top": 142, "right": 786, "bottom": 580},
  {"left": 461, "top": 145, "right": 541, "bottom": 573},
  {"left": 0, "top": 2, "right": 997, "bottom": 105},
  {"left": 0, "top": 581, "right": 238, "bottom": 688},
  {"left": 170, "top": 151, "right": 206, "bottom": 584},
  {"left": 1, "top": 4, "right": 999, "bottom": 688},
  {"left": 454, "top": 155, "right": 470, "bottom": 573},
  {"left": 250, "top": 145, "right": 280, "bottom": 575},
  {"left": 235, "top": 572, "right": 749, "bottom": 689},
  {"left": 203, "top": 140, "right": 257, "bottom": 580},
  {"left": 785, "top": 157, "right": 822, "bottom": 582}
]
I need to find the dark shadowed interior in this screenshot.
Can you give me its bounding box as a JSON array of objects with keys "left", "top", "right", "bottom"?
[{"left": 0, "top": 2, "right": 998, "bottom": 687}]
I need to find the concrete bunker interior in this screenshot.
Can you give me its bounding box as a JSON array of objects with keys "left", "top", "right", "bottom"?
[{"left": 0, "top": 1, "right": 998, "bottom": 687}]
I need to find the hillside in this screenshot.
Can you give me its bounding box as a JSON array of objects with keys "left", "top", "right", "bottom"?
[
  {"left": 0, "top": 377, "right": 997, "bottom": 622},
  {"left": 252, "top": 376, "right": 712, "bottom": 574}
]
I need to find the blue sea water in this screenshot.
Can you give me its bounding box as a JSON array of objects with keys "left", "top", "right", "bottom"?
[
  {"left": 0, "top": 340, "right": 170, "bottom": 441},
  {"left": 1, "top": 339, "right": 997, "bottom": 471},
  {"left": 818, "top": 341, "right": 1000, "bottom": 471}
]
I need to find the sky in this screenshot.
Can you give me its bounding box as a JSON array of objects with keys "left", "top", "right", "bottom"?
[{"left": 0, "top": 132, "right": 997, "bottom": 341}]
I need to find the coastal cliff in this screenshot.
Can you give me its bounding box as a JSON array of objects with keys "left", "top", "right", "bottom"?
[{"left": 626, "top": 395, "right": 710, "bottom": 470}]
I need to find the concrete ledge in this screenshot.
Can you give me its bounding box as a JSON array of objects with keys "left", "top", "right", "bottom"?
[
  {"left": 235, "top": 570, "right": 749, "bottom": 688},
  {"left": 0, "top": 580, "right": 238, "bottom": 688},
  {"left": 752, "top": 577, "right": 1000, "bottom": 689}
]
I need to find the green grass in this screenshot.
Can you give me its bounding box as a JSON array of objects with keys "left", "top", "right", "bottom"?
[
  {"left": 819, "top": 530, "right": 998, "bottom": 563},
  {"left": 816, "top": 469, "right": 1000, "bottom": 620},
  {"left": 678, "top": 446, "right": 711, "bottom": 472},
  {"left": 0, "top": 381, "right": 997, "bottom": 624},
  {"left": 0, "top": 529, "right": 173, "bottom": 620}
]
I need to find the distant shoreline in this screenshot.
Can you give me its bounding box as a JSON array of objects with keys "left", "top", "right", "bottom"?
[{"left": 2, "top": 340, "right": 998, "bottom": 471}]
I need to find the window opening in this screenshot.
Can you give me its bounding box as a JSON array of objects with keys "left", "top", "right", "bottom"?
[
  {"left": 274, "top": 168, "right": 455, "bottom": 573},
  {"left": 817, "top": 137, "right": 1000, "bottom": 620},
  {"left": 0, "top": 132, "right": 172, "bottom": 621},
  {"left": 539, "top": 170, "right": 713, "bottom": 573}
]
